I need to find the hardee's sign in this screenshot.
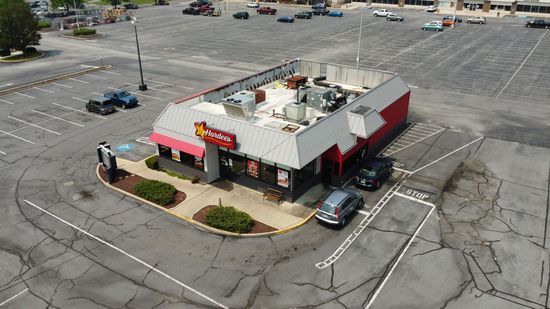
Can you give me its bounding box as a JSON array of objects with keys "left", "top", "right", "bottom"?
[{"left": 194, "top": 121, "right": 236, "bottom": 150}]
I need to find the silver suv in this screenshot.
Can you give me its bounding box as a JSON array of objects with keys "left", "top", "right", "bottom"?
[{"left": 316, "top": 188, "right": 363, "bottom": 226}]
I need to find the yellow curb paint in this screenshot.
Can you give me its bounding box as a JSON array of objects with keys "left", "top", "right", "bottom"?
[{"left": 96, "top": 164, "right": 316, "bottom": 237}]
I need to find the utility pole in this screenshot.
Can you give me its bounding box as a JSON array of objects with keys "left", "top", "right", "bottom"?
[{"left": 356, "top": 6, "right": 363, "bottom": 68}]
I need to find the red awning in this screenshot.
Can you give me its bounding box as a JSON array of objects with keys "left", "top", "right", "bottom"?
[{"left": 149, "top": 133, "right": 205, "bottom": 158}]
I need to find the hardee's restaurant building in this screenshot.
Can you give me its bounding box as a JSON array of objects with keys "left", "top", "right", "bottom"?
[{"left": 150, "top": 59, "right": 410, "bottom": 202}]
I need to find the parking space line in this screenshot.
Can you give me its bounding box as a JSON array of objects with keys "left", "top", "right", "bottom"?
[
  {"left": 365, "top": 203, "right": 434, "bottom": 309},
  {"left": 496, "top": 30, "right": 549, "bottom": 99},
  {"left": 0, "top": 98, "right": 14, "bottom": 105},
  {"left": 69, "top": 77, "right": 90, "bottom": 84},
  {"left": 32, "top": 110, "right": 85, "bottom": 127},
  {"left": 0, "top": 288, "right": 29, "bottom": 307},
  {"left": 413, "top": 123, "right": 444, "bottom": 130},
  {"left": 72, "top": 97, "right": 87, "bottom": 102},
  {"left": 15, "top": 92, "right": 35, "bottom": 99},
  {"left": 0, "top": 129, "right": 35, "bottom": 144},
  {"left": 130, "top": 92, "right": 162, "bottom": 101},
  {"left": 87, "top": 74, "right": 107, "bottom": 80},
  {"left": 23, "top": 199, "right": 229, "bottom": 309},
  {"left": 102, "top": 71, "right": 122, "bottom": 76},
  {"left": 125, "top": 83, "right": 179, "bottom": 95},
  {"left": 52, "top": 102, "right": 107, "bottom": 120},
  {"left": 9, "top": 116, "right": 61, "bottom": 135},
  {"left": 52, "top": 82, "right": 72, "bottom": 88},
  {"left": 32, "top": 87, "right": 55, "bottom": 94},
  {"left": 382, "top": 128, "right": 446, "bottom": 157},
  {"left": 411, "top": 136, "right": 484, "bottom": 174},
  {"left": 0, "top": 150, "right": 6, "bottom": 155}
]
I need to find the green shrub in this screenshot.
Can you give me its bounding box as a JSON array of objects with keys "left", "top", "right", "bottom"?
[
  {"left": 191, "top": 175, "right": 200, "bottom": 184},
  {"left": 37, "top": 21, "right": 51, "bottom": 29},
  {"left": 23, "top": 47, "right": 37, "bottom": 54},
  {"left": 145, "top": 155, "right": 159, "bottom": 170},
  {"left": 205, "top": 206, "right": 253, "bottom": 233},
  {"left": 0, "top": 49, "right": 10, "bottom": 57},
  {"left": 134, "top": 180, "right": 176, "bottom": 206},
  {"left": 73, "top": 27, "right": 96, "bottom": 36}
]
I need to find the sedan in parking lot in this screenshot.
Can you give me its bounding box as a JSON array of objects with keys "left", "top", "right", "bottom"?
[
  {"left": 466, "top": 16, "right": 486, "bottom": 24},
  {"left": 277, "top": 15, "right": 294, "bottom": 23},
  {"left": 442, "top": 19, "right": 457, "bottom": 26},
  {"left": 422, "top": 21, "right": 444, "bottom": 31},
  {"left": 316, "top": 188, "right": 363, "bottom": 226},
  {"left": 246, "top": 1, "right": 259, "bottom": 8},
  {"left": 443, "top": 15, "right": 462, "bottom": 22},
  {"left": 525, "top": 19, "right": 550, "bottom": 28},
  {"left": 426, "top": 5, "right": 437, "bottom": 12},
  {"left": 295, "top": 11, "right": 313, "bottom": 19},
  {"left": 182, "top": 7, "right": 200, "bottom": 15},
  {"left": 327, "top": 10, "right": 343, "bottom": 17},
  {"left": 354, "top": 158, "right": 393, "bottom": 190},
  {"left": 386, "top": 13, "right": 404, "bottom": 21},
  {"left": 233, "top": 11, "right": 249, "bottom": 19}
]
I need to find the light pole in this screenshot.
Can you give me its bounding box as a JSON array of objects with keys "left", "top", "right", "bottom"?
[
  {"left": 356, "top": 6, "right": 364, "bottom": 68},
  {"left": 131, "top": 16, "right": 147, "bottom": 91},
  {"left": 451, "top": 0, "right": 458, "bottom": 29},
  {"left": 73, "top": 0, "right": 80, "bottom": 29}
]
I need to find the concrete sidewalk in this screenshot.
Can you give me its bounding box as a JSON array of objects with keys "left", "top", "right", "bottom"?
[{"left": 116, "top": 157, "right": 322, "bottom": 230}]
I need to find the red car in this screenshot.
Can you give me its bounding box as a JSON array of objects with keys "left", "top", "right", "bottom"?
[
  {"left": 257, "top": 7, "right": 276, "bottom": 15},
  {"left": 442, "top": 19, "right": 457, "bottom": 27},
  {"left": 198, "top": 5, "right": 214, "bottom": 13}
]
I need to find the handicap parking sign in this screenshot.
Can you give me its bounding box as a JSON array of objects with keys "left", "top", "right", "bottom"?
[{"left": 115, "top": 143, "right": 135, "bottom": 152}]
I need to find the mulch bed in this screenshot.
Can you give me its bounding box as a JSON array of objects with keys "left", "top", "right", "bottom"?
[
  {"left": 193, "top": 205, "right": 277, "bottom": 234},
  {"left": 98, "top": 167, "right": 186, "bottom": 209}
]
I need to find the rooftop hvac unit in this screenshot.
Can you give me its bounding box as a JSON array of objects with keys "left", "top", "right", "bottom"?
[
  {"left": 283, "top": 101, "right": 306, "bottom": 123},
  {"left": 305, "top": 88, "right": 333, "bottom": 109},
  {"left": 222, "top": 91, "right": 256, "bottom": 121}
]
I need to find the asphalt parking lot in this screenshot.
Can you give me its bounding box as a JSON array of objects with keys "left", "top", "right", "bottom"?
[{"left": 0, "top": 3, "right": 549, "bottom": 308}]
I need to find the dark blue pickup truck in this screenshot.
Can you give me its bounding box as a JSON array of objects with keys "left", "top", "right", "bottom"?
[{"left": 103, "top": 90, "right": 138, "bottom": 108}]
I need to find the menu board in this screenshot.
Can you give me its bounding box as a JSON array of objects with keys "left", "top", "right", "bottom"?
[
  {"left": 277, "top": 169, "right": 289, "bottom": 188},
  {"left": 171, "top": 148, "right": 180, "bottom": 162},
  {"left": 247, "top": 160, "right": 259, "bottom": 178}
]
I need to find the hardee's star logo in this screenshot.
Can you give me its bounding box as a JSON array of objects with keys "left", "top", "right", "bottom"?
[{"left": 194, "top": 121, "right": 206, "bottom": 140}]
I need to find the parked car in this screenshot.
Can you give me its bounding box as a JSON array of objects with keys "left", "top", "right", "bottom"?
[
  {"left": 426, "top": 5, "right": 437, "bottom": 12},
  {"left": 197, "top": 5, "right": 214, "bottom": 13},
  {"left": 189, "top": 0, "right": 210, "bottom": 7},
  {"left": 315, "top": 188, "right": 364, "bottom": 226},
  {"left": 257, "top": 7, "right": 276, "bottom": 14},
  {"left": 373, "top": 9, "right": 392, "bottom": 17},
  {"left": 327, "top": 10, "right": 343, "bottom": 17},
  {"left": 246, "top": 2, "right": 259, "bottom": 8},
  {"left": 466, "top": 16, "right": 486, "bottom": 24},
  {"left": 277, "top": 16, "right": 294, "bottom": 23},
  {"left": 233, "top": 11, "right": 249, "bottom": 19},
  {"left": 295, "top": 11, "right": 313, "bottom": 19},
  {"left": 154, "top": 0, "right": 170, "bottom": 5},
  {"left": 124, "top": 3, "right": 139, "bottom": 9},
  {"left": 443, "top": 15, "right": 462, "bottom": 22},
  {"left": 525, "top": 19, "right": 550, "bottom": 28},
  {"left": 422, "top": 20, "right": 443, "bottom": 31},
  {"left": 103, "top": 90, "right": 138, "bottom": 109},
  {"left": 311, "top": 8, "right": 329, "bottom": 15},
  {"left": 442, "top": 19, "right": 457, "bottom": 26},
  {"left": 86, "top": 97, "right": 116, "bottom": 115},
  {"left": 354, "top": 159, "right": 393, "bottom": 190},
  {"left": 182, "top": 7, "right": 200, "bottom": 15},
  {"left": 386, "top": 13, "right": 404, "bottom": 21}
]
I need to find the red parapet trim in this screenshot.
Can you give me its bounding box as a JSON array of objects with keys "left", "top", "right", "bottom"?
[{"left": 171, "top": 60, "right": 300, "bottom": 104}]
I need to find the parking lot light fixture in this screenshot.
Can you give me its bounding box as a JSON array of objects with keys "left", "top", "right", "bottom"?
[
  {"left": 356, "top": 6, "right": 363, "bottom": 68},
  {"left": 74, "top": 0, "right": 80, "bottom": 29},
  {"left": 131, "top": 16, "right": 148, "bottom": 91}
]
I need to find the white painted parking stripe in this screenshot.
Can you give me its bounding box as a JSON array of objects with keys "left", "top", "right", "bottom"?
[
  {"left": 0, "top": 98, "right": 14, "bottom": 105},
  {"left": 87, "top": 74, "right": 107, "bottom": 80},
  {"left": 15, "top": 92, "right": 35, "bottom": 99},
  {"left": 72, "top": 97, "right": 87, "bottom": 102},
  {"left": 413, "top": 123, "right": 444, "bottom": 130},
  {"left": 9, "top": 116, "right": 61, "bottom": 135},
  {"left": 132, "top": 92, "right": 162, "bottom": 101},
  {"left": 23, "top": 199, "right": 229, "bottom": 309},
  {"left": 356, "top": 209, "right": 371, "bottom": 216},
  {"left": 102, "top": 71, "right": 122, "bottom": 76},
  {"left": 125, "top": 83, "right": 179, "bottom": 95},
  {"left": 32, "top": 110, "right": 85, "bottom": 127},
  {"left": 0, "top": 288, "right": 28, "bottom": 307},
  {"left": 32, "top": 86, "right": 55, "bottom": 94},
  {"left": 69, "top": 77, "right": 90, "bottom": 84},
  {"left": 412, "top": 136, "right": 484, "bottom": 174},
  {"left": 0, "top": 129, "right": 35, "bottom": 144},
  {"left": 145, "top": 79, "right": 194, "bottom": 90},
  {"left": 0, "top": 150, "right": 6, "bottom": 155},
  {"left": 408, "top": 128, "right": 439, "bottom": 135},
  {"left": 0, "top": 83, "right": 13, "bottom": 88},
  {"left": 52, "top": 82, "right": 72, "bottom": 88},
  {"left": 496, "top": 30, "right": 549, "bottom": 99},
  {"left": 365, "top": 205, "right": 434, "bottom": 309},
  {"left": 52, "top": 103, "right": 108, "bottom": 120},
  {"left": 383, "top": 128, "right": 445, "bottom": 157}
]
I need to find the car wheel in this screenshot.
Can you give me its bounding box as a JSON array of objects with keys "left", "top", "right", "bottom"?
[
  {"left": 374, "top": 13, "right": 378, "bottom": 16},
  {"left": 527, "top": 24, "right": 531, "bottom": 28},
  {"left": 467, "top": 20, "right": 471, "bottom": 23},
  {"left": 340, "top": 216, "right": 346, "bottom": 226},
  {"left": 122, "top": 104, "right": 126, "bottom": 109}
]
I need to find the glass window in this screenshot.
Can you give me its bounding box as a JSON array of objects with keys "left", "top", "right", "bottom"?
[
  {"left": 229, "top": 151, "right": 246, "bottom": 177},
  {"left": 294, "top": 160, "right": 315, "bottom": 189},
  {"left": 260, "top": 160, "right": 277, "bottom": 184},
  {"left": 159, "top": 145, "right": 171, "bottom": 159}
]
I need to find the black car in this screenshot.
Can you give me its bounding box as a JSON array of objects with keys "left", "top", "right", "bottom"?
[
  {"left": 525, "top": 19, "right": 550, "bottom": 29},
  {"left": 189, "top": 0, "right": 211, "bottom": 7},
  {"left": 124, "top": 3, "right": 139, "bottom": 9},
  {"left": 311, "top": 8, "right": 329, "bottom": 15},
  {"left": 295, "top": 11, "right": 312, "bottom": 19},
  {"left": 182, "top": 7, "right": 200, "bottom": 15},
  {"left": 86, "top": 97, "right": 115, "bottom": 115},
  {"left": 233, "top": 11, "right": 249, "bottom": 19},
  {"left": 354, "top": 159, "right": 393, "bottom": 190}
]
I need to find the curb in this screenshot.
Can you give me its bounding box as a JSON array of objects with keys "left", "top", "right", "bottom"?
[
  {"left": 0, "top": 65, "right": 112, "bottom": 97},
  {"left": 0, "top": 51, "right": 45, "bottom": 63},
  {"left": 61, "top": 33, "right": 106, "bottom": 41},
  {"left": 96, "top": 164, "right": 315, "bottom": 237}
]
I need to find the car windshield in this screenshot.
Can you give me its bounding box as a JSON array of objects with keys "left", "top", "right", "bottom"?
[
  {"left": 119, "top": 91, "right": 129, "bottom": 97},
  {"left": 360, "top": 166, "right": 377, "bottom": 177},
  {"left": 319, "top": 202, "right": 337, "bottom": 214}
]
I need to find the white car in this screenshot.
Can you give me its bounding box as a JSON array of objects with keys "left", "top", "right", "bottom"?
[
  {"left": 466, "top": 16, "right": 486, "bottom": 24},
  {"left": 373, "top": 9, "right": 392, "bottom": 17},
  {"left": 246, "top": 2, "right": 259, "bottom": 8},
  {"left": 426, "top": 5, "right": 437, "bottom": 12}
]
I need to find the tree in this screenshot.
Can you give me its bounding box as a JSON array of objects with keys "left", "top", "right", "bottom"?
[
  {"left": 110, "top": 0, "right": 121, "bottom": 8},
  {"left": 0, "top": 0, "right": 41, "bottom": 51}
]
